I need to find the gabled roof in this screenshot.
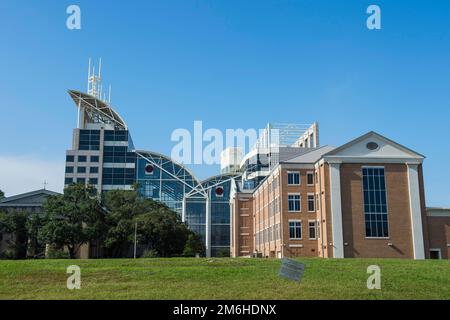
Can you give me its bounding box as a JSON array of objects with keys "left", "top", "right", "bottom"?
[
  {"left": 283, "top": 146, "right": 336, "bottom": 164},
  {"left": 322, "top": 131, "right": 425, "bottom": 161},
  {"left": 0, "top": 189, "right": 60, "bottom": 205}
]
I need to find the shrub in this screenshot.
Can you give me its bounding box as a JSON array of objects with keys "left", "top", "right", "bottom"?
[
  {"left": 141, "top": 249, "right": 159, "bottom": 258},
  {"left": 46, "top": 247, "right": 69, "bottom": 259}
]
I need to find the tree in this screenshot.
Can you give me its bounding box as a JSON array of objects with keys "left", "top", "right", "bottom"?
[
  {"left": 26, "top": 213, "right": 46, "bottom": 258},
  {"left": 103, "top": 188, "right": 193, "bottom": 258},
  {"left": 135, "top": 201, "right": 190, "bottom": 257},
  {"left": 0, "top": 189, "right": 4, "bottom": 198},
  {"left": 183, "top": 232, "right": 206, "bottom": 257},
  {"left": 40, "top": 184, "right": 104, "bottom": 259},
  {"left": 103, "top": 188, "right": 150, "bottom": 257},
  {"left": 0, "top": 210, "right": 28, "bottom": 259}
]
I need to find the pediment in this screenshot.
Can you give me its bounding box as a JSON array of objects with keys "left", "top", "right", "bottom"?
[{"left": 323, "top": 132, "right": 424, "bottom": 160}]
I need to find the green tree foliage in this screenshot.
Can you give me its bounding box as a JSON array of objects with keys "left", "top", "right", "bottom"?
[
  {"left": 26, "top": 213, "right": 46, "bottom": 258},
  {"left": 40, "top": 184, "right": 104, "bottom": 259},
  {"left": 183, "top": 232, "right": 206, "bottom": 257},
  {"left": 0, "top": 210, "right": 28, "bottom": 259},
  {"left": 103, "top": 188, "right": 150, "bottom": 257},
  {"left": 135, "top": 203, "right": 190, "bottom": 257},
  {"left": 0, "top": 189, "right": 4, "bottom": 198},
  {"left": 104, "top": 188, "right": 192, "bottom": 257}
]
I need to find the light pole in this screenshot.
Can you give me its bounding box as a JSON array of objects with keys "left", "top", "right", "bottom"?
[{"left": 133, "top": 221, "right": 137, "bottom": 259}]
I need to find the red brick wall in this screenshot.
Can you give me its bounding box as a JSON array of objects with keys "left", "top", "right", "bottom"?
[
  {"left": 427, "top": 216, "right": 450, "bottom": 259},
  {"left": 340, "top": 163, "right": 414, "bottom": 258}
]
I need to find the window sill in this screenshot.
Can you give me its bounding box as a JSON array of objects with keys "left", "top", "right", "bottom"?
[{"left": 365, "top": 237, "right": 390, "bottom": 240}]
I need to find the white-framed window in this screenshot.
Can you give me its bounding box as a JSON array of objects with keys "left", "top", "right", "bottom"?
[
  {"left": 308, "top": 220, "right": 317, "bottom": 240},
  {"left": 287, "top": 171, "right": 300, "bottom": 185},
  {"left": 289, "top": 220, "right": 302, "bottom": 239},
  {"left": 316, "top": 193, "right": 320, "bottom": 211},
  {"left": 288, "top": 193, "right": 301, "bottom": 212},
  {"left": 307, "top": 171, "right": 314, "bottom": 185},
  {"left": 307, "top": 193, "right": 315, "bottom": 212}
]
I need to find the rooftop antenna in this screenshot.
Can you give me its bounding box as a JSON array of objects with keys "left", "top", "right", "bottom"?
[
  {"left": 87, "top": 58, "right": 102, "bottom": 99},
  {"left": 87, "top": 58, "right": 91, "bottom": 92}
]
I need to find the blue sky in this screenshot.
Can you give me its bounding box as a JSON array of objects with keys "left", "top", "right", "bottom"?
[{"left": 0, "top": 0, "right": 449, "bottom": 206}]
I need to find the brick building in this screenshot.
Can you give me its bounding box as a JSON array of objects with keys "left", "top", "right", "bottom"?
[{"left": 230, "top": 131, "right": 450, "bottom": 260}]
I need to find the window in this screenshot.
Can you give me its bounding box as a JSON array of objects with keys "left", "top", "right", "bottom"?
[
  {"left": 66, "top": 155, "right": 74, "bottom": 162},
  {"left": 77, "top": 167, "right": 86, "bottom": 173},
  {"left": 315, "top": 172, "right": 318, "bottom": 184},
  {"left": 287, "top": 172, "right": 300, "bottom": 185},
  {"left": 307, "top": 194, "right": 315, "bottom": 212},
  {"left": 78, "top": 155, "right": 87, "bottom": 162},
  {"left": 363, "top": 167, "right": 389, "bottom": 238},
  {"left": 429, "top": 249, "right": 441, "bottom": 259},
  {"left": 79, "top": 129, "right": 100, "bottom": 151},
  {"left": 90, "top": 167, "right": 99, "bottom": 174},
  {"left": 77, "top": 178, "right": 86, "bottom": 184},
  {"left": 65, "top": 178, "right": 73, "bottom": 185},
  {"left": 89, "top": 178, "right": 98, "bottom": 185},
  {"left": 104, "top": 130, "right": 129, "bottom": 142},
  {"left": 308, "top": 221, "right": 317, "bottom": 239},
  {"left": 288, "top": 194, "right": 301, "bottom": 212},
  {"left": 316, "top": 194, "right": 320, "bottom": 211},
  {"left": 307, "top": 172, "right": 314, "bottom": 185},
  {"left": 90, "top": 156, "right": 99, "bottom": 162},
  {"left": 65, "top": 166, "right": 74, "bottom": 173},
  {"left": 289, "top": 221, "right": 302, "bottom": 239}
]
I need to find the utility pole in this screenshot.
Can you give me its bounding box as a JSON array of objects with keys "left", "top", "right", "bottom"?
[{"left": 133, "top": 222, "right": 137, "bottom": 259}]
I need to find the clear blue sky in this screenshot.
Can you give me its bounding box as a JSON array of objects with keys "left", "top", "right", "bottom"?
[{"left": 0, "top": 0, "right": 449, "bottom": 206}]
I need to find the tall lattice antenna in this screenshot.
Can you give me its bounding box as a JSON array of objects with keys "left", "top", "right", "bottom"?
[
  {"left": 87, "top": 58, "right": 102, "bottom": 99},
  {"left": 87, "top": 58, "right": 112, "bottom": 104}
]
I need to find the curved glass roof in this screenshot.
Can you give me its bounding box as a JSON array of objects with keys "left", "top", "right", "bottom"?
[{"left": 135, "top": 150, "right": 202, "bottom": 190}]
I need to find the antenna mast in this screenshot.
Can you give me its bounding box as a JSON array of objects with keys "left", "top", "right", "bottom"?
[
  {"left": 86, "top": 58, "right": 112, "bottom": 104},
  {"left": 87, "top": 58, "right": 102, "bottom": 99}
]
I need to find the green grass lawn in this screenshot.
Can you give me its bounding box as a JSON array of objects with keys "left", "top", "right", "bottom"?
[{"left": 0, "top": 257, "right": 448, "bottom": 300}]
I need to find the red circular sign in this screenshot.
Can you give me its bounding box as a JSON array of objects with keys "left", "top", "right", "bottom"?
[
  {"left": 145, "top": 164, "right": 154, "bottom": 174},
  {"left": 215, "top": 186, "right": 224, "bottom": 196}
]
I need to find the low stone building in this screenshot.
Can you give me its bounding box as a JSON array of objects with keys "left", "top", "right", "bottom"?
[{"left": 0, "top": 189, "right": 60, "bottom": 257}]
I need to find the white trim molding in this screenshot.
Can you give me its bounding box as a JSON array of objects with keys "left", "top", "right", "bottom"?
[{"left": 406, "top": 163, "right": 425, "bottom": 260}]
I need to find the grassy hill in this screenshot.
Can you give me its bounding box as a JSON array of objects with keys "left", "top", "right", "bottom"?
[{"left": 0, "top": 257, "right": 448, "bottom": 300}]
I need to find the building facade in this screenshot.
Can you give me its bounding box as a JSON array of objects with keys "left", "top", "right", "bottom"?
[
  {"left": 64, "top": 63, "right": 449, "bottom": 259},
  {"left": 231, "top": 133, "right": 450, "bottom": 260}
]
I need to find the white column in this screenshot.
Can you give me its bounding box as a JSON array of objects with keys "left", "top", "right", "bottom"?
[
  {"left": 205, "top": 195, "right": 211, "bottom": 257},
  {"left": 329, "top": 162, "right": 344, "bottom": 258},
  {"left": 181, "top": 196, "right": 186, "bottom": 223},
  {"left": 406, "top": 163, "right": 425, "bottom": 259}
]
